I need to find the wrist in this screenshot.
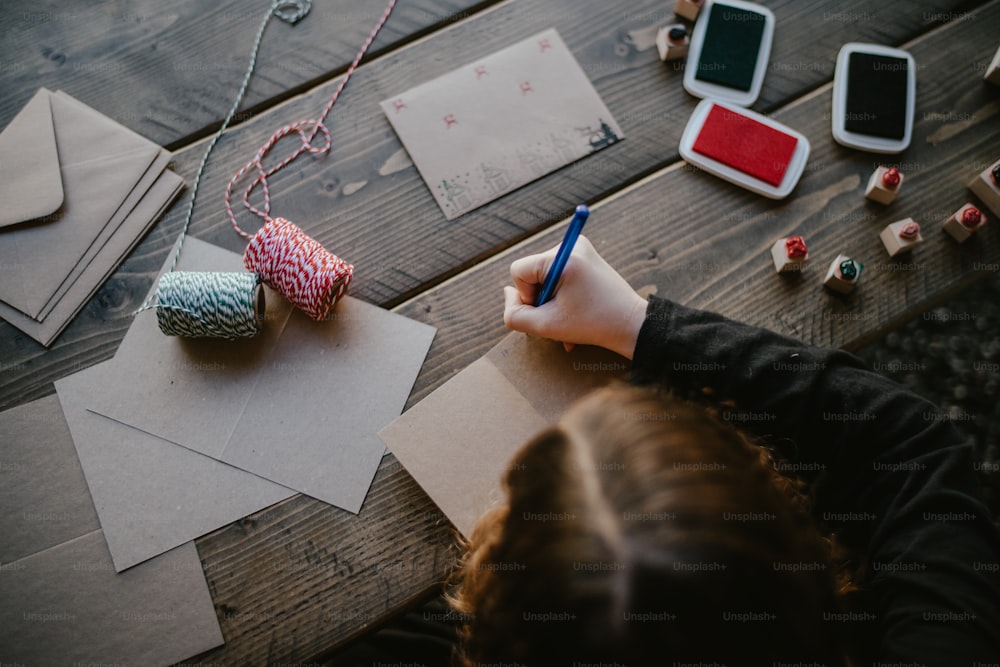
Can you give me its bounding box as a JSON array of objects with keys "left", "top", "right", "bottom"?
[{"left": 609, "top": 293, "right": 648, "bottom": 360}]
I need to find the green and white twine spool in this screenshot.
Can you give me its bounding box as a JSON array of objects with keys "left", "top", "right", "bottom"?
[{"left": 155, "top": 272, "right": 264, "bottom": 338}]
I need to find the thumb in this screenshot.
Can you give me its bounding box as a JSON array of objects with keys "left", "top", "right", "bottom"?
[
  {"left": 509, "top": 252, "right": 553, "bottom": 305},
  {"left": 504, "top": 285, "right": 546, "bottom": 334}
]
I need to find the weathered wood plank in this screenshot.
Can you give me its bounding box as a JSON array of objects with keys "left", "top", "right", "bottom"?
[
  {"left": 0, "top": 0, "right": 497, "bottom": 147},
  {"left": 182, "top": 4, "right": 1000, "bottom": 663},
  {"left": 0, "top": 0, "right": 984, "bottom": 410}
]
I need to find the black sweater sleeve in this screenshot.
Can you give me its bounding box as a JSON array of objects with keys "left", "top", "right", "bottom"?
[{"left": 630, "top": 296, "right": 1000, "bottom": 666}]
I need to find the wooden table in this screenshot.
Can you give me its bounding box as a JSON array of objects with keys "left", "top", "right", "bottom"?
[{"left": 2, "top": 0, "right": 999, "bottom": 663}]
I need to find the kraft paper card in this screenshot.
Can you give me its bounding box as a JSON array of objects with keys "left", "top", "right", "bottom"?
[
  {"left": 0, "top": 395, "right": 223, "bottom": 664},
  {"left": 90, "top": 237, "right": 436, "bottom": 513},
  {"left": 380, "top": 28, "right": 623, "bottom": 220},
  {"left": 379, "top": 332, "right": 628, "bottom": 536},
  {"left": 0, "top": 532, "right": 223, "bottom": 666},
  {"left": 56, "top": 363, "right": 296, "bottom": 572}
]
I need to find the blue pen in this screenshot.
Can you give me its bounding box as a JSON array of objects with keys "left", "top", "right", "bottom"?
[{"left": 534, "top": 204, "right": 590, "bottom": 307}]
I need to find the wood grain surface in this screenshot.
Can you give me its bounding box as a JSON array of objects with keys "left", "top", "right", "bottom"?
[
  {"left": 0, "top": 0, "right": 498, "bottom": 147},
  {"left": 0, "top": 0, "right": 997, "bottom": 664}
]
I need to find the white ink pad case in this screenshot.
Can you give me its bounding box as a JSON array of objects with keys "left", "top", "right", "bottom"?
[
  {"left": 679, "top": 99, "right": 811, "bottom": 199},
  {"left": 832, "top": 42, "right": 916, "bottom": 153},
  {"left": 683, "top": 0, "right": 775, "bottom": 107}
]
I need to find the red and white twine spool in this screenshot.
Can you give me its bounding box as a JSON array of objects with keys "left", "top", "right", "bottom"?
[
  {"left": 224, "top": 0, "right": 397, "bottom": 320},
  {"left": 243, "top": 217, "right": 352, "bottom": 321}
]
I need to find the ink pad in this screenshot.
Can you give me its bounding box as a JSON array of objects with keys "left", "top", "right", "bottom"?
[
  {"left": 683, "top": 0, "right": 775, "bottom": 107},
  {"left": 679, "top": 99, "right": 810, "bottom": 199},
  {"left": 832, "top": 43, "right": 916, "bottom": 153}
]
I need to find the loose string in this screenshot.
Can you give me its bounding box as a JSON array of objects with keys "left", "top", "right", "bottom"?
[
  {"left": 136, "top": 0, "right": 312, "bottom": 337},
  {"left": 156, "top": 272, "right": 264, "bottom": 338},
  {"left": 225, "top": 0, "right": 398, "bottom": 236},
  {"left": 223, "top": 0, "right": 399, "bottom": 321}
]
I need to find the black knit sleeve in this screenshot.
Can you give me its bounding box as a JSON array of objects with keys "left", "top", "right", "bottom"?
[{"left": 630, "top": 296, "right": 1000, "bottom": 666}]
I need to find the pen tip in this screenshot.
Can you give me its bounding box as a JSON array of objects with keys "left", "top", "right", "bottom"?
[{"left": 576, "top": 204, "right": 589, "bottom": 214}]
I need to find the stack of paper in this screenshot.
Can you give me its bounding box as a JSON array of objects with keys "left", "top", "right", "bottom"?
[
  {"left": 0, "top": 395, "right": 224, "bottom": 665},
  {"left": 0, "top": 88, "right": 184, "bottom": 346},
  {"left": 55, "top": 237, "right": 437, "bottom": 572}
]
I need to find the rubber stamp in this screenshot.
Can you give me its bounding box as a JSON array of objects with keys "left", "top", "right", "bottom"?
[
  {"left": 770, "top": 236, "right": 810, "bottom": 273},
  {"left": 657, "top": 25, "right": 690, "bottom": 61},
  {"left": 968, "top": 159, "right": 1000, "bottom": 217},
  {"left": 823, "top": 254, "right": 863, "bottom": 294},
  {"left": 943, "top": 203, "right": 987, "bottom": 243},
  {"left": 865, "top": 166, "right": 903, "bottom": 204},
  {"left": 880, "top": 218, "right": 923, "bottom": 257}
]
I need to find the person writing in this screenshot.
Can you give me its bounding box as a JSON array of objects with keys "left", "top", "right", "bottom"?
[{"left": 447, "top": 236, "right": 1000, "bottom": 666}]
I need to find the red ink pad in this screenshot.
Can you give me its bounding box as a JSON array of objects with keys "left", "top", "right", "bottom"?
[{"left": 679, "top": 100, "right": 810, "bottom": 199}]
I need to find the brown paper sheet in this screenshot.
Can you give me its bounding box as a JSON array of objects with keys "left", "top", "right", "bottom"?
[
  {"left": 379, "top": 332, "right": 628, "bottom": 536},
  {"left": 56, "top": 363, "right": 296, "bottom": 572}
]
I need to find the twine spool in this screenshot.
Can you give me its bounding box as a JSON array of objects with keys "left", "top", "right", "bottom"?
[
  {"left": 155, "top": 271, "right": 264, "bottom": 338},
  {"left": 243, "top": 217, "right": 352, "bottom": 321}
]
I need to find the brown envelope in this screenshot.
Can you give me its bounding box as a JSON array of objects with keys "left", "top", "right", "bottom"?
[
  {"left": 0, "top": 89, "right": 161, "bottom": 319},
  {"left": 0, "top": 89, "right": 63, "bottom": 227},
  {"left": 0, "top": 168, "right": 183, "bottom": 346}
]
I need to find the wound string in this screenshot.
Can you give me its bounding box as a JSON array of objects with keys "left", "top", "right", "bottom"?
[{"left": 155, "top": 272, "right": 264, "bottom": 338}]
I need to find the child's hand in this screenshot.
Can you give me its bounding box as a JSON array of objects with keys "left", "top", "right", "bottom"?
[{"left": 503, "top": 236, "right": 647, "bottom": 360}]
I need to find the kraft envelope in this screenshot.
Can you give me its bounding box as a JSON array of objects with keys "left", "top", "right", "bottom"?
[
  {"left": 379, "top": 332, "right": 628, "bottom": 536},
  {"left": 0, "top": 395, "right": 223, "bottom": 664},
  {"left": 37, "top": 144, "right": 173, "bottom": 322},
  {"left": 90, "top": 237, "right": 437, "bottom": 513},
  {"left": 380, "top": 28, "right": 623, "bottom": 220},
  {"left": 0, "top": 166, "right": 184, "bottom": 346},
  {"left": 0, "top": 89, "right": 162, "bottom": 319},
  {"left": 56, "top": 363, "right": 296, "bottom": 572}
]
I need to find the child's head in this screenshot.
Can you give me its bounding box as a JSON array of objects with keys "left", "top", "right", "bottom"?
[{"left": 449, "top": 384, "right": 853, "bottom": 666}]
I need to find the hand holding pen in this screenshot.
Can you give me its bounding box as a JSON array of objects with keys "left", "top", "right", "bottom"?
[{"left": 502, "top": 205, "right": 648, "bottom": 360}]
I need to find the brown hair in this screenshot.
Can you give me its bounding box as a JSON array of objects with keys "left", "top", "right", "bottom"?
[{"left": 448, "top": 384, "right": 856, "bottom": 666}]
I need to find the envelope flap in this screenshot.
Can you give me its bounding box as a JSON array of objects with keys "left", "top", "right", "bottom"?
[{"left": 0, "top": 89, "right": 64, "bottom": 228}]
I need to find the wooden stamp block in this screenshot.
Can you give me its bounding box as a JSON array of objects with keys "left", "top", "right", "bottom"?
[
  {"left": 674, "top": 0, "right": 703, "bottom": 21},
  {"left": 943, "top": 203, "right": 987, "bottom": 243},
  {"left": 968, "top": 159, "right": 1000, "bottom": 217},
  {"left": 824, "top": 254, "right": 863, "bottom": 294},
  {"left": 985, "top": 45, "right": 1000, "bottom": 86},
  {"left": 656, "top": 24, "right": 690, "bottom": 62},
  {"left": 880, "top": 218, "right": 923, "bottom": 257},
  {"left": 865, "top": 166, "right": 903, "bottom": 204},
  {"left": 770, "top": 236, "right": 809, "bottom": 272}
]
